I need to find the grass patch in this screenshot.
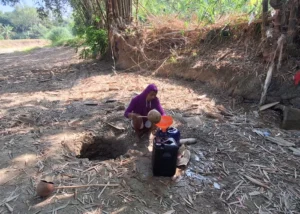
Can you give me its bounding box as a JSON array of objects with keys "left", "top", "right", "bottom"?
[
  {"left": 46, "top": 27, "right": 74, "bottom": 46},
  {"left": 52, "top": 37, "right": 85, "bottom": 47},
  {"left": 20, "top": 46, "right": 44, "bottom": 53}
]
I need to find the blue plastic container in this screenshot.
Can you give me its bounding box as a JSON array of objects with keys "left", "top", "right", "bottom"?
[{"left": 156, "top": 127, "right": 181, "bottom": 144}]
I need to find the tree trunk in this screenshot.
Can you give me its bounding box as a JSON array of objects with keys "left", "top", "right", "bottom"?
[
  {"left": 105, "top": 0, "right": 114, "bottom": 60},
  {"left": 105, "top": 0, "right": 133, "bottom": 61},
  {"left": 287, "top": 0, "right": 299, "bottom": 43},
  {"left": 273, "top": 9, "right": 281, "bottom": 37},
  {"left": 262, "top": 0, "right": 269, "bottom": 39}
]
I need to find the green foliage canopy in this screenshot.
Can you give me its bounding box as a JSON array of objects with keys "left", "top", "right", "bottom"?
[{"left": 0, "top": 4, "right": 73, "bottom": 40}]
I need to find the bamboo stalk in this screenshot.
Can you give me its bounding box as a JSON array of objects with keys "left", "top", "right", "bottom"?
[
  {"left": 117, "top": 0, "right": 121, "bottom": 18},
  {"left": 124, "top": 0, "right": 127, "bottom": 18},
  {"left": 121, "top": 0, "right": 125, "bottom": 18},
  {"left": 112, "top": 0, "right": 116, "bottom": 18},
  {"left": 126, "top": 0, "right": 130, "bottom": 19},
  {"left": 259, "top": 34, "right": 285, "bottom": 106},
  {"left": 107, "top": 0, "right": 113, "bottom": 29},
  {"left": 114, "top": 0, "right": 119, "bottom": 19},
  {"left": 54, "top": 183, "right": 119, "bottom": 190},
  {"left": 95, "top": 0, "right": 107, "bottom": 27},
  {"left": 261, "top": 0, "right": 269, "bottom": 39},
  {"left": 273, "top": 10, "right": 281, "bottom": 36},
  {"left": 125, "top": 0, "right": 128, "bottom": 19},
  {"left": 287, "top": 1, "right": 298, "bottom": 43},
  {"left": 129, "top": 0, "right": 132, "bottom": 21},
  {"left": 72, "top": 2, "right": 86, "bottom": 24},
  {"left": 136, "top": 0, "right": 138, "bottom": 24},
  {"left": 277, "top": 35, "right": 285, "bottom": 70},
  {"left": 128, "top": 0, "right": 131, "bottom": 18},
  {"left": 117, "top": 0, "right": 121, "bottom": 19},
  {"left": 123, "top": 0, "right": 127, "bottom": 19}
]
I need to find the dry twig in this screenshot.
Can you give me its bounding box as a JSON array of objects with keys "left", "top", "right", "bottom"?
[
  {"left": 226, "top": 180, "right": 244, "bottom": 201},
  {"left": 243, "top": 174, "right": 269, "bottom": 189}
]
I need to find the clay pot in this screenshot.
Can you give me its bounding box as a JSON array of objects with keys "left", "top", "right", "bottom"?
[
  {"left": 36, "top": 180, "right": 55, "bottom": 197},
  {"left": 147, "top": 109, "right": 161, "bottom": 124}
]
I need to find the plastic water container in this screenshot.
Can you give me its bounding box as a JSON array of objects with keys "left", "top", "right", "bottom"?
[
  {"left": 156, "top": 127, "right": 181, "bottom": 144},
  {"left": 152, "top": 137, "right": 179, "bottom": 177},
  {"left": 167, "top": 127, "right": 181, "bottom": 144}
]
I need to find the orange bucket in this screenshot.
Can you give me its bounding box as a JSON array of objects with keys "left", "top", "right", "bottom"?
[{"left": 155, "top": 115, "right": 173, "bottom": 132}]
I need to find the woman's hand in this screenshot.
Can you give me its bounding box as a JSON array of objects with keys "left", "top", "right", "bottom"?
[
  {"left": 129, "top": 113, "right": 143, "bottom": 133},
  {"left": 128, "top": 112, "right": 140, "bottom": 119}
]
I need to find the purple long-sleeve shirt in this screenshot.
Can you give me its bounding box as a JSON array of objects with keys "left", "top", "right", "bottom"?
[{"left": 124, "top": 84, "right": 165, "bottom": 120}]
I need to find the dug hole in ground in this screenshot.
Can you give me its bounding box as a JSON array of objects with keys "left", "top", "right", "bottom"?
[{"left": 0, "top": 18, "right": 300, "bottom": 214}]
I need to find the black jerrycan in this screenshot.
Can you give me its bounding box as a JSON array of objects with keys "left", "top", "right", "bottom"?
[{"left": 152, "top": 136, "right": 180, "bottom": 177}]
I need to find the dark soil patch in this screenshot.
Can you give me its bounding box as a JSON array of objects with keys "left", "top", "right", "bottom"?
[{"left": 78, "top": 136, "right": 128, "bottom": 161}]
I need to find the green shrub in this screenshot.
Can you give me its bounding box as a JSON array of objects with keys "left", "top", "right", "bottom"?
[
  {"left": 54, "top": 37, "right": 84, "bottom": 48},
  {"left": 29, "top": 24, "right": 48, "bottom": 39},
  {"left": 46, "top": 27, "right": 73, "bottom": 44},
  {"left": 79, "top": 26, "right": 108, "bottom": 59},
  {"left": 11, "top": 32, "right": 29, "bottom": 39}
]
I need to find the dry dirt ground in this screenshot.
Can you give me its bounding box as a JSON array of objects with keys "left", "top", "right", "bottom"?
[
  {"left": 0, "top": 39, "right": 50, "bottom": 54},
  {"left": 0, "top": 46, "right": 300, "bottom": 214}
]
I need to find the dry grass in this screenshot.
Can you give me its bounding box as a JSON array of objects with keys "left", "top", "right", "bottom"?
[
  {"left": 0, "top": 39, "right": 51, "bottom": 53},
  {"left": 143, "top": 12, "right": 254, "bottom": 31},
  {"left": 121, "top": 12, "right": 261, "bottom": 64},
  {"left": 146, "top": 15, "right": 198, "bottom": 30}
]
